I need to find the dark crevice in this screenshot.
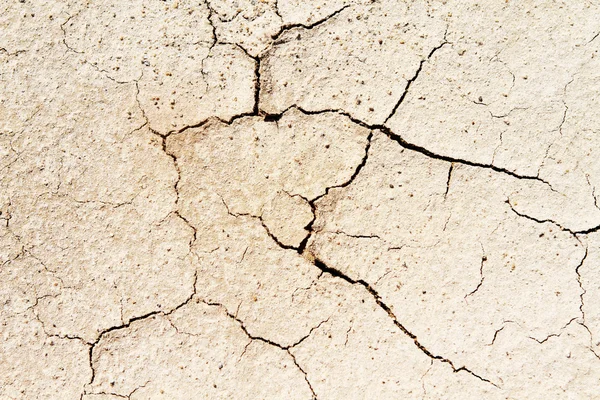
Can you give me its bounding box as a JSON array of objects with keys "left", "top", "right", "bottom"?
[
  {"left": 259, "top": 106, "right": 557, "bottom": 190},
  {"left": 137, "top": 11, "right": 579, "bottom": 390},
  {"left": 297, "top": 131, "right": 373, "bottom": 253},
  {"left": 573, "top": 223, "right": 600, "bottom": 235},
  {"left": 444, "top": 163, "right": 454, "bottom": 199},
  {"left": 165, "top": 41, "right": 261, "bottom": 137},
  {"left": 204, "top": 0, "right": 218, "bottom": 45},
  {"left": 219, "top": 41, "right": 262, "bottom": 116},
  {"left": 296, "top": 203, "right": 317, "bottom": 253},
  {"left": 313, "top": 258, "right": 355, "bottom": 285},
  {"left": 384, "top": 127, "right": 556, "bottom": 190},
  {"left": 166, "top": 104, "right": 555, "bottom": 200}
]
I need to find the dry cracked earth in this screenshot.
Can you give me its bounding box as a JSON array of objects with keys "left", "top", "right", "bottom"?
[{"left": 3, "top": 0, "right": 600, "bottom": 399}]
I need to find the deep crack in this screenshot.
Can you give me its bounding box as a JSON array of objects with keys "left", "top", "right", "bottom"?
[
  {"left": 261, "top": 106, "right": 557, "bottom": 191},
  {"left": 308, "top": 258, "right": 498, "bottom": 387}
]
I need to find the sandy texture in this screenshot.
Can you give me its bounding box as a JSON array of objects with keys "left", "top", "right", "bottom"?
[{"left": 2, "top": 0, "right": 600, "bottom": 398}]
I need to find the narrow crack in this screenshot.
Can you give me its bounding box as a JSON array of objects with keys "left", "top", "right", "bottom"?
[
  {"left": 580, "top": 321, "right": 600, "bottom": 361},
  {"left": 444, "top": 163, "right": 454, "bottom": 199},
  {"left": 202, "top": 300, "right": 328, "bottom": 351},
  {"left": 588, "top": 30, "right": 600, "bottom": 44},
  {"left": 585, "top": 175, "right": 600, "bottom": 212},
  {"left": 154, "top": 134, "right": 198, "bottom": 252},
  {"left": 288, "top": 349, "right": 318, "bottom": 400},
  {"left": 506, "top": 199, "right": 572, "bottom": 233},
  {"left": 383, "top": 31, "right": 449, "bottom": 124},
  {"left": 529, "top": 317, "right": 578, "bottom": 344},
  {"left": 215, "top": 125, "right": 372, "bottom": 253},
  {"left": 505, "top": 199, "right": 600, "bottom": 236},
  {"left": 270, "top": 5, "right": 351, "bottom": 44},
  {"left": 575, "top": 245, "right": 589, "bottom": 325},
  {"left": 0, "top": 47, "right": 26, "bottom": 57},
  {"left": 333, "top": 231, "right": 382, "bottom": 240},
  {"left": 60, "top": 14, "right": 83, "bottom": 55},
  {"left": 465, "top": 252, "right": 487, "bottom": 300},
  {"left": 218, "top": 195, "right": 297, "bottom": 251},
  {"left": 488, "top": 326, "right": 505, "bottom": 346}
]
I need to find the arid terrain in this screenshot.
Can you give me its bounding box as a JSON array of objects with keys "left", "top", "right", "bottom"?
[{"left": 2, "top": 1, "right": 600, "bottom": 398}]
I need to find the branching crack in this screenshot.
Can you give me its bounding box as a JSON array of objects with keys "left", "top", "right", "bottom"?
[
  {"left": 216, "top": 126, "right": 373, "bottom": 253},
  {"left": 202, "top": 300, "right": 328, "bottom": 350},
  {"left": 202, "top": 300, "right": 325, "bottom": 398},
  {"left": 297, "top": 131, "right": 373, "bottom": 252},
  {"left": 261, "top": 106, "right": 556, "bottom": 190},
  {"left": 270, "top": 5, "right": 351, "bottom": 44},
  {"left": 106, "top": 7, "right": 597, "bottom": 393},
  {"left": 89, "top": 381, "right": 150, "bottom": 400},
  {"left": 85, "top": 271, "right": 198, "bottom": 390}
]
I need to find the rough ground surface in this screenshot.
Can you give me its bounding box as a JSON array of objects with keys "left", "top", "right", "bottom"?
[{"left": 2, "top": 1, "right": 600, "bottom": 399}]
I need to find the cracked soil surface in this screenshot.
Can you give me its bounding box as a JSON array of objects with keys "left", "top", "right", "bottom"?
[{"left": 2, "top": 0, "right": 600, "bottom": 399}]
